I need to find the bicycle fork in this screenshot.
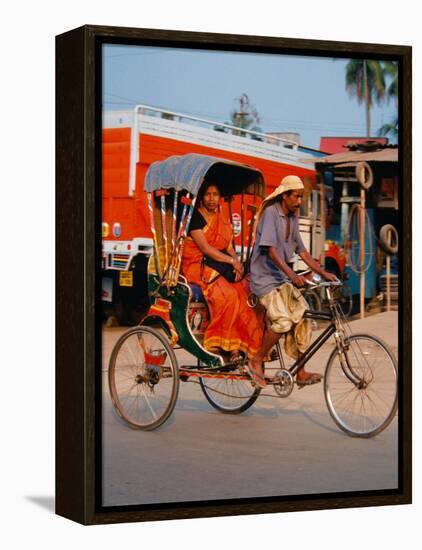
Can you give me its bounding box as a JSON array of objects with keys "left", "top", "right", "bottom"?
[{"left": 333, "top": 328, "right": 367, "bottom": 389}]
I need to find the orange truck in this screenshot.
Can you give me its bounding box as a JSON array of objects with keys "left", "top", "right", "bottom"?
[{"left": 102, "top": 105, "right": 326, "bottom": 324}]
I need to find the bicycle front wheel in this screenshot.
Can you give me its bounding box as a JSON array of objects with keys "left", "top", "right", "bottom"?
[
  {"left": 108, "top": 326, "right": 179, "bottom": 430},
  {"left": 324, "top": 334, "right": 398, "bottom": 438}
]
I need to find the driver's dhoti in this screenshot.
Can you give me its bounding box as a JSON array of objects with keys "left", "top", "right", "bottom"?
[{"left": 259, "top": 282, "right": 311, "bottom": 359}]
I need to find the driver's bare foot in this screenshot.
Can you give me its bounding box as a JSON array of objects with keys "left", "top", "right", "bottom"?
[
  {"left": 247, "top": 357, "right": 266, "bottom": 388},
  {"left": 296, "top": 370, "right": 322, "bottom": 388}
]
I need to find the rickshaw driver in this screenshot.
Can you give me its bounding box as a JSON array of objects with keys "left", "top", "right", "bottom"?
[{"left": 248, "top": 175, "right": 337, "bottom": 388}]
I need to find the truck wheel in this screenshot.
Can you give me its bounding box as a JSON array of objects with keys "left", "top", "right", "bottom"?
[{"left": 114, "top": 297, "right": 133, "bottom": 326}]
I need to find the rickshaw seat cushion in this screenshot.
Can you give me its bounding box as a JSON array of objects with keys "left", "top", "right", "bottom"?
[{"left": 189, "top": 283, "right": 205, "bottom": 303}]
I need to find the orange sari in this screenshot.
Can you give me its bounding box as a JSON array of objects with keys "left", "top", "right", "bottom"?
[{"left": 182, "top": 207, "right": 263, "bottom": 357}]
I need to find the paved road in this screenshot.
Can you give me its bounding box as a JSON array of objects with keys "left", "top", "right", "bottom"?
[{"left": 101, "top": 312, "right": 399, "bottom": 506}]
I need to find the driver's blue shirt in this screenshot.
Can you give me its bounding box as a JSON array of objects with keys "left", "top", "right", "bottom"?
[{"left": 250, "top": 203, "right": 306, "bottom": 297}]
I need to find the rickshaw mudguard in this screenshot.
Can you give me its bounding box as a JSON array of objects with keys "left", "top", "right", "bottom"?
[{"left": 143, "top": 274, "right": 223, "bottom": 367}]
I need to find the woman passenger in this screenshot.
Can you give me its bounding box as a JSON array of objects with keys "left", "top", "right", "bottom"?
[{"left": 181, "top": 181, "right": 263, "bottom": 362}]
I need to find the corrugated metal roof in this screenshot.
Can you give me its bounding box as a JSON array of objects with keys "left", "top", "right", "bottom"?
[
  {"left": 313, "top": 148, "right": 398, "bottom": 165},
  {"left": 319, "top": 136, "right": 389, "bottom": 154}
]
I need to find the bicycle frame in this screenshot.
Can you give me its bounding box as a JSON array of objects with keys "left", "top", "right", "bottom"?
[
  {"left": 279, "top": 315, "right": 336, "bottom": 378},
  {"left": 177, "top": 283, "right": 362, "bottom": 389},
  {"left": 279, "top": 284, "right": 362, "bottom": 387}
]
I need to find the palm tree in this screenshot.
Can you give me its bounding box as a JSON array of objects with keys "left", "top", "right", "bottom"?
[
  {"left": 382, "top": 61, "right": 398, "bottom": 104},
  {"left": 378, "top": 116, "right": 398, "bottom": 139},
  {"left": 345, "top": 59, "right": 386, "bottom": 136},
  {"left": 377, "top": 61, "right": 398, "bottom": 140}
]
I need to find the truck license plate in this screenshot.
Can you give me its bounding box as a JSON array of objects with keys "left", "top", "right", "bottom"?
[{"left": 119, "top": 270, "right": 133, "bottom": 287}]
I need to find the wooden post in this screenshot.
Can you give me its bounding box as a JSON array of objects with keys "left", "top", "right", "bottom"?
[
  {"left": 320, "top": 180, "right": 326, "bottom": 265},
  {"left": 240, "top": 191, "right": 245, "bottom": 262},
  {"left": 359, "top": 188, "right": 366, "bottom": 319},
  {"left": 386, "top": 254, "right": 391, "bottom": 312}
]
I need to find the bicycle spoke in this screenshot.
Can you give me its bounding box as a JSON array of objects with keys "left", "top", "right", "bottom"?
[{"left": 139, "top": 384, "right": 158, "bottom": 420}]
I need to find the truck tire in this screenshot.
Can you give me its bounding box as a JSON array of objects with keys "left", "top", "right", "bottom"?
[{"left": 114, "top": 297, "right": 133, "bottom": 326}]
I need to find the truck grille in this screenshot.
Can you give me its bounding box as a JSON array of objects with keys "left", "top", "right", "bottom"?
[{"left": 111, "top": 253, "right": 130, "bottom": 269}]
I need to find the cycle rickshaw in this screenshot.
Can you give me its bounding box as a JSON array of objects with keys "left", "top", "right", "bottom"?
[{"left": 108, "top": 153, "right": 398, "bottom": 438}]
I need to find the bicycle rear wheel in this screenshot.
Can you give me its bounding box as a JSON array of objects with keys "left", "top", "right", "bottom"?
[
  {"left": 303, "top": 288, "right": 321, "bottom": 312},
  {"left": 324, "top": 334, "right": 397, "bottom": 437},
  {"left": 108, "top": 326, "right": 179, "bottom": 430}
]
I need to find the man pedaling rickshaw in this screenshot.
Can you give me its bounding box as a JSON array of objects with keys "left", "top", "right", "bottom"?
[{"left": 248, "top": 175, "right": 337, "bottom": 388}]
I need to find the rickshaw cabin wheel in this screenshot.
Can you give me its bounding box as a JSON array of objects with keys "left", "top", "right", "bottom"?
[
  {"left": 199, "top": 364, "right": 261, "bottom": 414},
  {"left": 108, "top": 325, "right": 179, "bottom": 430}
]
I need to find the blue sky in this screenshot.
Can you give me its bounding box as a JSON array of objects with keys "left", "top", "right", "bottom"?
[{"left": 103, "top": 44, "right": 398, "bottom": 149}]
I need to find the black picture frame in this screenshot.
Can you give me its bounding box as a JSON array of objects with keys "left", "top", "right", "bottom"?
[{"left": 56, "top": 24, "right": 412, "bottom": 525}]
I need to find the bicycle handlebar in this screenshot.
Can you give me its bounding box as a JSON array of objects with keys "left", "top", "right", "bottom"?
[{"left": 305, "top": 277, "right": 342, "bottom": 288}]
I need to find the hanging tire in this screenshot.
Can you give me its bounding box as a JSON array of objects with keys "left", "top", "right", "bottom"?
[
  {"left": 379, "top": 224, "right": 399, "bottom": 255},
  {"left": 355, "top": 161, "right": 373, "bottom": 190}
]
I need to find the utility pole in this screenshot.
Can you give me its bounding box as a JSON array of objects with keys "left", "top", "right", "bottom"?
[
  {"left": 359, "top": 188, "right": 366, "bottom": 319},
  {"left": 233, "top": 93, "right": 249, "bottom": 129},
  {"left": 230, "top": 93, "right": 260, "bottom": 135}
]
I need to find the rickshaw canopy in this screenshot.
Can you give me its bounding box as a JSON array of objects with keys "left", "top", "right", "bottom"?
[{"left": 144, "top": 153, "right": 265, "bottom": 198}]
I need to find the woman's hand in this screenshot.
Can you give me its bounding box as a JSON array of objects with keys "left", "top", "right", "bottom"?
[{"left": 232, "top": 258, "right": 244, "bottom": 279}]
